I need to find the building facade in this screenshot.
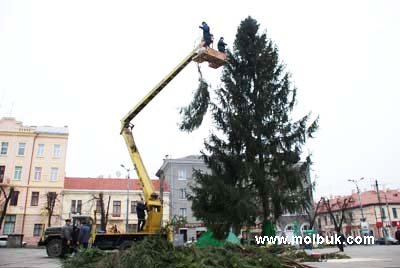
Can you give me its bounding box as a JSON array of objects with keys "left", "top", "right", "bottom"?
[
  {"left": 0, "top": 117, "right": 68, "bottom": 245},
  {"left": 158, "top": 155, "right": 314, "bottom": 242},
  {"left": 62, "top": 177, "right": 169, "bottom": 233},
  {"left": 158, "top": 155, "right": 208, "bottom": 242},
  {"left": 316, "top": 189, "right": 400, "bottom": 238}
]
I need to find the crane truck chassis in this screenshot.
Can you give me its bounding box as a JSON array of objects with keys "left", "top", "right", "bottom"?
[{"left": 39, "top": 43, "right": 226, "bottom": 257}]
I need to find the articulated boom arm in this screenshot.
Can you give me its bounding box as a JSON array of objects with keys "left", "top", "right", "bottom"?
[
  {"left": 120, "top": 46, "right": 200, "bottom": 233},
  {"left": 120, "top": 44, "right": 226, "bottom": 233},
  {"left": 121, "top": 47, "right": 200, "bottom": 129}
]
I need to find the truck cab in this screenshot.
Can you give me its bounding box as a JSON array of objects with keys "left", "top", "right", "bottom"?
[{"left": 38, "top": 216, "right": 93, "bottom": 258}]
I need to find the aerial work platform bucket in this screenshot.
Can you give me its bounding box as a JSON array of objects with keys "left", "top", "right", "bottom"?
[{"left": 193, "top": 47, "right": 227, "bottom": 69}]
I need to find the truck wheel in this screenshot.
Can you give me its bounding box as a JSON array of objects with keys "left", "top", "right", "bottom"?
[
  {"left": 119, "top": 241, "right": 134, "bottom": 250},
  {"left": 46, "top": 239, "right": 64, "bottom": 258}
]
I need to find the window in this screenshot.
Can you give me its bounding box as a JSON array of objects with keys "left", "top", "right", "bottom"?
[
  {"left": 77, "top": 200, "right": 82, "bottom": 214},
  {"left": 131, "top": 201, "right": 137, "bottom": 214},
  {"left": 317, "top": 217, "right": 321, "bottom": 228},
  {"left": 0, "top": 165, "right": 5, "bottom": 183},
  {"left": 10, "top": 191, "right": 19, "bottom": 206},
  {"left": 71, "top": 200, "right": 76, "bottom": 213},
  {"left": 34, "top": 167, "right": 42, "bottom": 181},
  {"left": 70, "top": 200, "right": 82, "bottom": 214},
  {"left": 178, "top": 188, "right": 187, "bottom": 200},
  {"left": 37, "top": 144, "right": 44, "bottom": 157},
  {"left": 50, "top": 167, "right": 58, "bottom": 181},
  {"left": 178, "top": 169, "right": 187, "bottom": 180},
  {"left": 179, "top": 208, "right": 187, "bottom": 218},
  {"left": 53, "top": 144, "right": 61, "bottom": 157},
  {"left": 33, "top": 224, "right": 44, "bottom": 237},
  {"left": 31, "top": 192, "right": 39, "bottom": 206},
  {"left": 3, "top": 215, "right": 16, "bottom": 235},
  {"left": 14, "top": 166, "right": 22, "bottom": 180},
  {"left": 324, "top": 216, "right": 328, "bottom": 225},
  {"left": 17, "top": 143, "right": 26, "bottom": 156},
  {"left": 0, "top": 142, "right": 8, "bottom": 155},
  {"left": 381, "top": 208, "right": 386, "bottom": 219},
  {"left": 392, "top": 208, "right": 398, "bottom": 219},
  {"left": 113, "top": 201, "right": 121, "bottom": 217}
]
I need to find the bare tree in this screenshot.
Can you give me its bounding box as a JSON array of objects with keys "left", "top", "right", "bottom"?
[
  {"left": 321, "top": 196, "right": 354, "bottom": 251},
  {"left": 342, "top": 210, "right": 354, "bottom": 236},
  {"left": 44, "top": 192, "right": 58, "bottom": 227},
  {"left": 0, "top": 186, "right": 14, "bottom": 230},
  {"left": 305, "top": 198, "right": 322, "bottom": 230},
  {"left": 93, "top": 192, "right": 111, "bottom": 232}
]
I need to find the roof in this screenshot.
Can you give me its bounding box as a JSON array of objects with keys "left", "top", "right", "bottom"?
[
  {"left": 64, "top": 177, "right": 169, "bottom": 192},
  {"left": 158, "top": 154, "right": 207, "bottom": 172},
  {"left": 317, "top": 189, "right": 400, "bottom": 213},
  {"left": 35, "top": 126, "right": 69, "bottom": 135},
  {"left": 176, "top": 155, "right": 203, "bottom": 160},
  {"left": 0, "top": 117, "right": 68, "bottom": 135}
]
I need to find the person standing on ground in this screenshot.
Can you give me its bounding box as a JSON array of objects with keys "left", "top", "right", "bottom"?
[
  {"left": 62, "top": 219, "right": 73, "bottom": 254},
  {"left": 77, "top": 221, "right": 91, "bottom": 249}
]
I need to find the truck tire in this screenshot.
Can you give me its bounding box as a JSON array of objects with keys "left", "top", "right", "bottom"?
[
  {"left": 46, "top": 239, "right": 64, "bottom": 258},
  {"left": 119, "top": 241, "right": 134, "bottom": 250}
]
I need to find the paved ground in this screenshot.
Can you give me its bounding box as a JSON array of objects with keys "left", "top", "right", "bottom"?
[
  {"left": 303, "top": 245, "right": 400, "bottom": 268},
  {"left": 0, "top": 248, "right": 61, "bottom": 268},
  {"left": 0, "top": 245, "right": 399, "bottom": 268}
]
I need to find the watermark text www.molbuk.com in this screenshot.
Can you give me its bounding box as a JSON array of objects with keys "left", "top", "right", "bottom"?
[{"left": 255, "top": 234, "right": 375, "bottom": 245}]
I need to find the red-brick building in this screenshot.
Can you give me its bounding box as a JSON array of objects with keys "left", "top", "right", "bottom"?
[
  {"left": 316, "top": 189, "right": 400, "bottom": 238},
  {"left": 62, "top": 177, "right": 169, "bottom": 233}
]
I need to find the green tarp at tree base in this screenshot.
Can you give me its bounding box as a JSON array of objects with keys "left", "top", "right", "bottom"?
[
  {"left": 262, "top": 221, "right": 276, "bottom": 237},
  {"left": 196, "top": 231, "right": 241, "bottom": 248}
]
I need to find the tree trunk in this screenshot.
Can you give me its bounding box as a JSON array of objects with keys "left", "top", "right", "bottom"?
[
  {"left": 0, "top": 187, "right": 14, "bottom": 230},
  {"left": 105, "top": 196, "right": 111, "bottom": 228},
  {"left": 99, "top": 192, "right": 106, "bottom": 231},
  {"left": 47, "top": 210, "right": 53, "bottom": 227}
]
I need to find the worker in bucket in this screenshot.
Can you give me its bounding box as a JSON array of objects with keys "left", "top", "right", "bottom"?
[
  {"left": 199, "top": 21, "right": 212, "bottom": 47},
  {"left": 136, "top": 197, "right": 147, "bottom": 231},
  {"left": 218, "top": 37, "right": 227, "bottom": 53}
]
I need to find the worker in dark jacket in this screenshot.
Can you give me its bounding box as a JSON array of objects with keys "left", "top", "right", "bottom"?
[
  {"left": 136, "top": 198, "right": 147, "bottom": 231},
  {"left": 62, "top": 219, "right": 73, "bottom": 254},
  {"left": 199, "top": 22, "right": 212, "bottom": 47},
  {"left": 217, "top": 37, "right": 227, "bottom": 53},
  {"left": 77, "top": 221, "right": 91, "bottom": 249}
]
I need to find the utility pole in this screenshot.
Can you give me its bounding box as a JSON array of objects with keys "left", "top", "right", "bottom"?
[
  {"left": 121, "top": 164, "right": 131, "bottom": 233},
  {"left": 156, "top": 169, "right": 165, "bottom": 229},
  {"left": 375, "top": 180, "right": 387, "bottom": 239},
  {"left": 348, "top": 177, "right": 365, "bottom": 221},
  {"left": 384, "top": 191, "right": 392, "bottom": 223},
  {"left": 384, "top": 190, "right": 392, "bottom": 237}
]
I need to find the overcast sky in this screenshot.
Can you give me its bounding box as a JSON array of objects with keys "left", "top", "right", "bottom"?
[{"left": 1, "top": 0, "right": 399, "bottom": 198}]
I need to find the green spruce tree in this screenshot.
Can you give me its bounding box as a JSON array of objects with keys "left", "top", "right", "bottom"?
[{"left": 182, "top": 16, "right": 318, "bottom": 237}]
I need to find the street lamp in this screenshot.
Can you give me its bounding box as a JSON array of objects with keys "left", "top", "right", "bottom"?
[
  {"left": 121, "top": 164, "right": 131, "bottom": 233},
  {"left": 348, "top": 177, "right": 365, "bottom": 221}
]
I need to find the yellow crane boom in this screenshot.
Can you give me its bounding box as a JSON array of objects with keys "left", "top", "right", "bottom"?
[{"left": 120, "top": 44, "right": 226, "bottom": 233}]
